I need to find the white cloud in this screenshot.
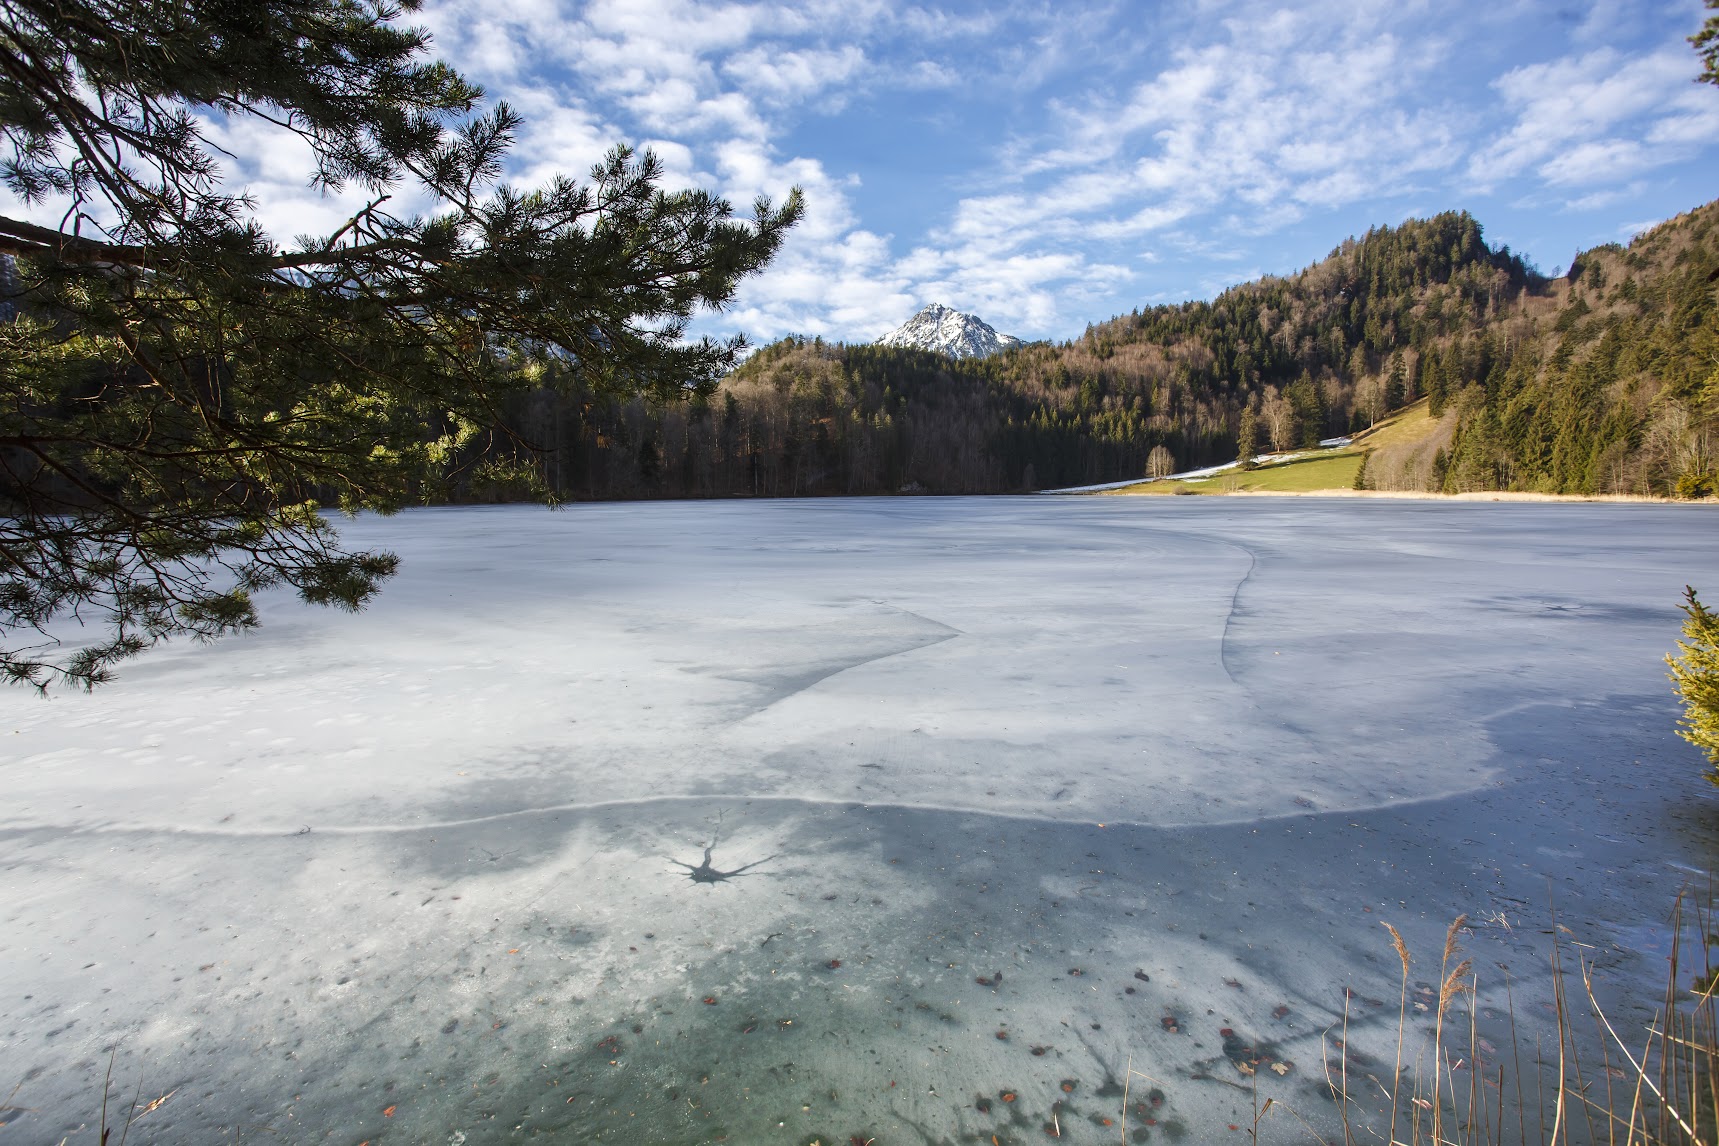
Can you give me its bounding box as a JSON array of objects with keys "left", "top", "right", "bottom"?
[
  {"left": 722, "top": 45, "right": 869, "bottom": 104},
  {"left": 1469, "top": 44, "right": 1718, "bottom": 188},
  {"left": 1563, "top": 181, "right": 1651, "bottom": 211},
  {"left": 406, "top": 0, "right": 1140, "bottom": 339},
  {"left": 187, "top": 114, "right": 455, "bottom": 247},
  {"left": 11, "top": 0, "right": 1712, "bottom": 348},
  {"left": 872, "top": 2, "right": 1468, "bottom": 333},
  {"left": 413, "top": 0, "right": 930, "bottom": 341}
]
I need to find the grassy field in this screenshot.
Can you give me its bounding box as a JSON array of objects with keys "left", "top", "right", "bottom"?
[
  {"left": 1117, "top": 449, "right": 1365, "bottom": 495},
  {"left": 1111, "top": 401, "right": 1440, "bottom": 496},
  {"left": 1350, "top": 398, "right": 1435, "bottom": 451}
]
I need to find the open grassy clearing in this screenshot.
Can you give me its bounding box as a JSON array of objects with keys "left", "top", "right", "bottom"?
[
  {"left": 1351, "top": 397, "right": 1437, "bottom": 451},
  {"left": 1111, "top": 400, "right": 1440, "bottom": 496},
  {"left": 1116, "top": 449, "right": 1365, "bottom": 495}
]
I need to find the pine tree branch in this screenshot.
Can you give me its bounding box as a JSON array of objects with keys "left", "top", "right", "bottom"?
[{"left": 0, "top": 214, "right": 151, "bottom": 263}]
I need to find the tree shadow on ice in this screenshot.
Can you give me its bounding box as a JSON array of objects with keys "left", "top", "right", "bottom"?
[{"left": 666, "top": 810, "right": 777, "bottom": 884}]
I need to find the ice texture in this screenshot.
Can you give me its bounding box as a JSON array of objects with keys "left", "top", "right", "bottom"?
[{"left": 1, "top": 497, "right": 1715, "bottom": 1143}]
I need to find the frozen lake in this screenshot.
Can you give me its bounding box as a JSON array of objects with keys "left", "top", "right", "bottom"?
[{"left": 3, "top": 497, "right": 1716, "bottom": 1144}]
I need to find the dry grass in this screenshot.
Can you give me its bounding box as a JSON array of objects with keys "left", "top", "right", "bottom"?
[
  {"left": 1119, "top": 451, "right": 1365, "bottom": 495},
  {"left": 1353, "top": 399, "right": 1461, "bottom": 493},
  {"left": 1352, "top": 401, "right": 1441, "bottom": 453},
  {"left": 1179, "top": 894, "right": 1719, "bottom": 1146}
]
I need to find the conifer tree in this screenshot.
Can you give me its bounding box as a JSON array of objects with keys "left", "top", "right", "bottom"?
[
  {"left": 1427, "top": 349, "right": 1450, "bottom": 417},
  {"left": 0, "top": 0, "right": 802, "bottom": 689},
  {"left": 1695, "top": 0, "right": 1719, "bottom": 85},
  {"left": 1385, "top": 350, "right": 1406, "bottom": 411},
  {"left": 1667, "top": 586, "right": 1719, "bottom": 780},
  {"left": 1236, "top": 406, "right": 1259, "bottom": 470}
]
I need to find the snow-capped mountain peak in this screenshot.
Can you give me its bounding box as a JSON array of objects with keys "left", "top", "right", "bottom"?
[{"left": 875, "top": 303, "right": 1022, "bottom": 359}]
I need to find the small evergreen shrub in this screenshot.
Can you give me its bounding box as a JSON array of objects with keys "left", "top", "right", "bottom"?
[
  {"left": 1668, "top": 586, "right": 1719, "bottom": 780},
  {"left": 1675, "top": 470, "right": 1716, "bottom": 499}
]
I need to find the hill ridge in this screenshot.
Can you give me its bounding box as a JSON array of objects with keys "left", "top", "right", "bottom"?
[{"left": 473, "top": 199, "right": 1718, "bottom": 501}]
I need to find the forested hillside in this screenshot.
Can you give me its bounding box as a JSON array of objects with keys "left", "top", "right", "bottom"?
[{"left": 476, "top": 201, "right": 1717, "bottom": 499}]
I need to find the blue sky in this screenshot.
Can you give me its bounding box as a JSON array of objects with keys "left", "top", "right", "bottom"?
[
  {"left": 401, "top": 0, "right": 1719, "bottom": 346},
  {"left": 14, "top": 0, "right": 1715, "bottom": 347}
]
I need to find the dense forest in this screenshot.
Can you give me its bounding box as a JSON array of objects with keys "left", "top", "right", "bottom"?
[{"left": 471, "top": 200, "right": 1718, "bottom": 499}]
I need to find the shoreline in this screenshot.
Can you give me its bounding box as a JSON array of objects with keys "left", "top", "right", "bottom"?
[{"left": 1104, "top": 485, "right": 1716, "bottom": 504}]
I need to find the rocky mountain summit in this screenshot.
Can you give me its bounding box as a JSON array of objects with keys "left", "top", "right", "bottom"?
[{"left": 875, "top": 303, "right": 1022, "bottom": 359}]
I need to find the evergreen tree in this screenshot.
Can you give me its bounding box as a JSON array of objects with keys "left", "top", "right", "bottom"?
[
  {"left": 1236, "top": 406, "right": 1259, "bottom": 470},
  {"left": 0, "top": 0, "right": 801, "bottom": 688},
  {"left": 1695, "top": 0, "right": 1719, "bottom": 85},
  {"left": 1287, "top": 374, "right": 1324, "bottom": 447},
  {"left": 1667, "top": 587, "right": 1719, "bottom": 781},
  {"left": 1385, "top": 350, "right": 1406, "bottom": 411},
  {"left": 1427, "top": 348, "right": 1451, "bottom": 417}
]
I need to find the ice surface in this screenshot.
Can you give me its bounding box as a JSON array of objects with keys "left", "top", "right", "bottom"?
[{"left": 2, "top": 497, "right": 1716, "bottom": 1143}]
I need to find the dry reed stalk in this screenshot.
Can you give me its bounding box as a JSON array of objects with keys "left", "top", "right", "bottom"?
[
  {"left": 1248, "top": 1094, "right": 1276, "bottom": 1143},
  {"left": 1386, "top": 921, "right": 1413, "bottom": 1146},
  {"left": 1547, "top": 1037, "right": 1560, "bottom": 1146},
  {"left": 1701, "top": 892, "right": 1719, "bottom": 1145},
  {"left": 1273, "top": 1098, "right": 1330, "bottom": 1143},
  {"left": 1553, "top": 973, "right": 1569, "bottom": 1145},
  {"left": 1631, "top": 1022, "right": 1655, "bottom": 1146},
  {"left": 1434, "top": 912, "right": 1472, "bottom": 1146},
  {"left": 1584, "top": 951, "right": 1622, "bottom": 1146},
  {"left": 1466, "top": 973, "right": 1483, "bottom": 1146},
  {"left": 1127, "top": 896, "right": 1719, "bottom": 1146},
  {"left": 1584, "top": 956, "right": 1704, "bottom": 1142},
  {"left": 1120, "top": 1052, "right": 1130, "bottom": 1146},
  {"left": 1323, "top": 991, "right": 1357, "bottom": 1146},
  {"left": 1665, "top": 897, "right": 1684, "bottom": 1145},
  {"left": 1120, "top": 1060, "right": 1164, "bottom": 1146},
  {"left": 1552, "top": 917, "right": 1601, "bottom": 1146},
  {"left": 1506, "top": 972, "right": 1530, "bottom": 1146}
]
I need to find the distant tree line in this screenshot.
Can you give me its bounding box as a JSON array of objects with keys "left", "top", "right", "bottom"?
[{"left": 454, "top": 205, "right": 1717, "bottom": 500}]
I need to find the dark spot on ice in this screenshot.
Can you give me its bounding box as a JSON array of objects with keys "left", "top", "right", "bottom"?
[{"left": 669, "top": 842, "right": 775, "bottom": 884}]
